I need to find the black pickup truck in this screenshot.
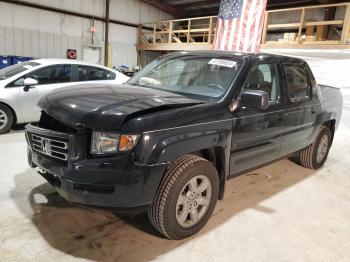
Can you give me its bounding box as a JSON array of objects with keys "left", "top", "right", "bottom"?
[{"left": 25, "top": 51, "right": 343, "bottom": 239}]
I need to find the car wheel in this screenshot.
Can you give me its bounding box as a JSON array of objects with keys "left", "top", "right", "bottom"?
[
  {"left": 299, "top": 126, "right": 332, "bottom": 169},
  {"left": 0, "top": 104, "right": 14, "bottom": 134},
  {"left": 148, "top": 154, "right": 219, "bottom": 240}
]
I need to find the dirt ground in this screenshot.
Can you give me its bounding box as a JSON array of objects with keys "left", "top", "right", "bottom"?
[{"left": 1, "top": 89, "right": 349, "bottom": 262}]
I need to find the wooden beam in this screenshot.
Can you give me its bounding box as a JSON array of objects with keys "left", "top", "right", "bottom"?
[
  {"left": 187, "top": 20, "right": 192, "bottom": 43},
  {"left": 305, "top": 20, "right": 344, "bottom": 26},
  {"left": 297, "top": 8, "right": 306, "bottom": 43},
  {"left": 168, "top": 21, "right": 173, "bottom": 43},
  {"left": 261, "top": 12, "right": 269, "bottom": 44},
  {"left": 268, "top": 23, "right": 301, "bottom": 29},
  {"left": 208, "top": 16, "right": 213, "bottom": 44},
  {"left": 341, "top": 4, "right": 350, "bottom": 43},
  {"left": 153, "top": 23, "right": 156, "bottom": 44},
  {"left": 261, "top": 43, "right": 350, "bottom": 49},
  {"left": 303, "top": 40, "right": 340, "bottom": 44},
  {"left": 139, "top": 0, "right": 183, "bottom": 18}
]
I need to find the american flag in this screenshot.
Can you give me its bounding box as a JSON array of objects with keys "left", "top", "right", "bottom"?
[{"left": 213, "top": 0, "right": 267, "bottom": 53}]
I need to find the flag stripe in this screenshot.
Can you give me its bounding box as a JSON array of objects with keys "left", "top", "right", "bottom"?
[
  {"left": 235, "top": 0, "right": 247, "bottom": 51},
  {"left": 252, "top": 0, "right": 267, "bottom": 52},
  {"left": 214, "top": 0, "right": 267, "bottom": 53}
]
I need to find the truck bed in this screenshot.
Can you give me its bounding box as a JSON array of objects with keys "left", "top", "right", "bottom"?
[{"left": 319, "top": 84, "right": 343, "bottom": 130}]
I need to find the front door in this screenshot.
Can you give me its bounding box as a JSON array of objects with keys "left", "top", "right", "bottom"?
[
  {"left": 230, "top": 60, "right": 286, "bottom": 176},
  {"left": 19, "top": 64, "right": 72, "bottom": 122}
]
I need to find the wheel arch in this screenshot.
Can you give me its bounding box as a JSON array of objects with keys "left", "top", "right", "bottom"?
[
  {"left": 322, "top": 119, "right": 336, "bottom": 144},
  {"left": 190, "top": 147, "right": 228, "bottom": 200},
  {"left": 136, "top": 128, "right": 233, "bottom": 201},
  {"left": 0, "top": 101, "right": 17, "bottom": 125}
]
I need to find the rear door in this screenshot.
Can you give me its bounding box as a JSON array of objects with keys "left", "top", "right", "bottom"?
[
  {"left": 280, "top": 62, "right": 319, "bottom": 155},
  {"left": 230, "top": 59, "right": 286, "bottom": 176}
]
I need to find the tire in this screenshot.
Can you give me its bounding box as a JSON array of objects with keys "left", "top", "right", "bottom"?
[
  {"left": 0, "top": 104, "right": 14, "bottom": 134},
  {"left": 148, "top": 154, "right": 219, "bottom": 240},
  {"left": 299, "top": 126, "right": 332, "bottom": 169}
]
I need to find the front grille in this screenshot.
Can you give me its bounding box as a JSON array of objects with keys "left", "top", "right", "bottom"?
[{"left": 31, "top": 134, "right": 69, "bottom": 161}]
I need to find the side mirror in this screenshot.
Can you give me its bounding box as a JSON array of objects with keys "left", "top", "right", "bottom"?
[
  {"left": 23, "top": 78, "right": 38, "bottom": 92},
  {"left": 239, "top": 89, "right": 269, "bottom": 110}
]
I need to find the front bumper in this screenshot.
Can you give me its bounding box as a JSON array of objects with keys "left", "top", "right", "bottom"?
[{"left": 26, "top": 124, "right": 168, "bottom": 208}]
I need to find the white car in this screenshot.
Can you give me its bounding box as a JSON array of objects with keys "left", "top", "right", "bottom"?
[{"left": 0, "top": 59, "right": 129, "bottom": 133}]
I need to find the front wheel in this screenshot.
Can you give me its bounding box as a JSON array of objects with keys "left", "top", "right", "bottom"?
[
  {"left": 148, "top": 154, "right": 219, "bottom": 240},
  {"left": 0, "top": 104, "right": 14, "bottom": 134},
  {"left": 299, "top": 126, "right": 332, "bottom": 169}
]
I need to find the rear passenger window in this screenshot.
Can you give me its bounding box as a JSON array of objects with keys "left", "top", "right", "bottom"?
[
  {"left": 241, "top": 63, "right": 280, "bottom": 104},
  {"left": 78, "top": 66, "right": 115, "bottom": 81},
  {"left": 283, "top": 64, "right": 310, "bottom": 102}
]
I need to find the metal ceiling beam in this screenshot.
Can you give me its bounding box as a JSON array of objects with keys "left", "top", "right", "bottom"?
[
  {"left": 0, "top": 0, "right": 139, "bottom": 28},
  {"left": 104, "top": 0, "right": 110, "bottom": 67},
  {"left": 267, "top": 0, "right": 319, "bottom": 9},
  {"left": 184, "top": 9, "right": 219, "bottom": 17},
  {"left": 175, "top": 0, "right": 219, "bottom": 10},
  {"left": 139, "top": 0, "right": 183, "bottom": 17},
  {"left": 169, "top": 0, "right": 343, "bottom": 17}
]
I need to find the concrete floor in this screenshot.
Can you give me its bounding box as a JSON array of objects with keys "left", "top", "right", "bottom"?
[{"left": 1, "top": 89, "right": 350, "bottom": 262}]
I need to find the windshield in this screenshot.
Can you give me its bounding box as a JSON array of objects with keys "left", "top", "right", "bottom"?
[
  {"left": 128, "top": 55, "right": 241, "bottom": 100},
  {"left": 0, "top": 61, "right": 40, "bottom": 80}
]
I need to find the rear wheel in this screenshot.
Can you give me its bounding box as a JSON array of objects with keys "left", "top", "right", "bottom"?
[
  {"left": 299, "top": 126, "right": 332, "bottom": 169},
  {"left": 148, "top": 154, "right": 219, "bottom": 240},
  {"left": 0, "top": 104, "right": 14, "bottom": 134}
]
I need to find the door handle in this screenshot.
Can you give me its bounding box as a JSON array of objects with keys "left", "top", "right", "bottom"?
[
  {"left": 23, "top": 86, "right": 36, "bottom": 92},
  {"left": 278, "top": 113, "right": 287, "bottom": 121},
  {"left": 311, "top": 108, "right": 316, "bottom": 114}
]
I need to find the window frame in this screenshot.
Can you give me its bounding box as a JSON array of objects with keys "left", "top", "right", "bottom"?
[
  {"left": 240, "top": 61, "right": 282, "bottom": 106},
  {"left": 74, "top": 65, "right": 116, "bottom": 82},
  {"left": 282, "top": 63, "right": 312, "bottom": 104}
]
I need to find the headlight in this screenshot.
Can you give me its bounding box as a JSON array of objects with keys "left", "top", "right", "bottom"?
[{"left": 90, "top": 131, "right": 139, "bottom": 154}]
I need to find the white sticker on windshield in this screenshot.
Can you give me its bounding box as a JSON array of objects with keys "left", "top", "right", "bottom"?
[
  {"left": 23, "top": 65, "right": 33, "bottom": 69},
  {"left": 208, "top": 59, "right": 237, "bottom": 68}
]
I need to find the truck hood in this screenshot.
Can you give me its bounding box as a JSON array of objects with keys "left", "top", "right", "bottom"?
[{"left": 38, "top": 84, "right": 203, "bottom": 129}]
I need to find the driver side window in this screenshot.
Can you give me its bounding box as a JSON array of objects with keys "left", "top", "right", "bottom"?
[
  {"left": 28, "top": 65, "right": 72, "bottom": 85},
  {"left": 241, "top": 63, "right": 280, "bottom": 104},
  {"left": 7, "top": 65, "right": 72, "bottom": 87}
]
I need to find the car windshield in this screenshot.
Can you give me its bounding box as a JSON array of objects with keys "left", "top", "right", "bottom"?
[
  {"left": 128, "top": 55, "right": 241, "bottom": 100},
  {"left": 0, "top": 61, "right": 40, "bottom": 80}
]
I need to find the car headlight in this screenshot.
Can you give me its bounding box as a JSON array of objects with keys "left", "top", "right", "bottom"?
[{"left": 90, "top": 131, "right": 139, "bottom": 155}]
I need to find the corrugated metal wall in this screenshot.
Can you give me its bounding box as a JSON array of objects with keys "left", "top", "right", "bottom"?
[{"left": 0, "top": 0, "right": 172, "bottom": 67}]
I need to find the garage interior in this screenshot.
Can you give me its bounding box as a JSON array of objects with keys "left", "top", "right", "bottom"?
[{"left": 1, "top": 0, "right": 350, "bottom": 261}]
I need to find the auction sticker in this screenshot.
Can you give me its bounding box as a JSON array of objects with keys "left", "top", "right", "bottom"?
[{"left": 208, "top": 59, "right": 237, "bottom": 68}]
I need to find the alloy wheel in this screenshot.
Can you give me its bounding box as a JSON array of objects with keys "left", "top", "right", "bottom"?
[
  {"left": 0, "top": 109, "right": 8, "bottom": 130},
  {"left": 176, "top": 175, "right": 212, "bottom": 228},
  {"left": 317, "top": 134, "right": 329, "bottom": 163}
]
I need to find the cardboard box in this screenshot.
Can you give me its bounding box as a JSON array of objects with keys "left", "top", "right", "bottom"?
[{"left": 316, "top": 25, "right": 328, "bottom": 41}]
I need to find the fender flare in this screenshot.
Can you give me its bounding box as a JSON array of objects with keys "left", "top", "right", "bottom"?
[{"left": 135, "top": 128, "right": 232, "bottom": 199}]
